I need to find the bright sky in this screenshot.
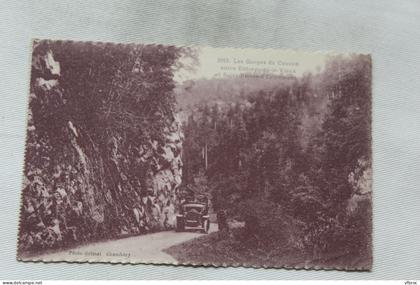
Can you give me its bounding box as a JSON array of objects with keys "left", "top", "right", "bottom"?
[{"left": 174, "top": 46, "right": 328, "bottom": 84}]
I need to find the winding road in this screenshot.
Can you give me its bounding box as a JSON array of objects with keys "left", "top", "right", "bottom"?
[{"left": 26, "top": 224, "right": 218, "bottom": 264}]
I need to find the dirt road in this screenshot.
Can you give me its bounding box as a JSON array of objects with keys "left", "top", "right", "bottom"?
[{"left": 26, "top": 224, "right": 218, "bottom": 264}]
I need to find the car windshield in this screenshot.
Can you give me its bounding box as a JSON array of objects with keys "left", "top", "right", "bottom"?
[{"left": 184, "top": 205, "right": 204, "bottom": 213}]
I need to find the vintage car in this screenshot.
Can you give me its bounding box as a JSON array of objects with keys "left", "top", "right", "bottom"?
[{"left": 176, "top": 202, "right": 210, "bottom": 233}]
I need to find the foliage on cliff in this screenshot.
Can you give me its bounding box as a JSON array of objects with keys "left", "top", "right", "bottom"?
[{"left": 19, "top": 40, "right": 185, "bottom": 253}]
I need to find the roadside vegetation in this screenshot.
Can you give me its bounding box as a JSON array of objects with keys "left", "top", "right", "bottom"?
[{"left": 174, "top": 54, "right": 372, "bottom": 269}]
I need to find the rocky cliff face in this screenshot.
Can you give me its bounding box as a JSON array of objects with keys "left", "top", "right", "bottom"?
[{"left": 18, "top": 44, "right": 183, "bottom": 253}]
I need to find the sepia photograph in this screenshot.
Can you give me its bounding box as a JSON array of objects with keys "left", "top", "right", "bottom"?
[{"left": 17, "top": 39, "right": 372, "bottom": 270}]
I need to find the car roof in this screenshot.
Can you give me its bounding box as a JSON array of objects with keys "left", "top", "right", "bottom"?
[{"left": 183, "top": 203, "right": 205, "bottom": 207}]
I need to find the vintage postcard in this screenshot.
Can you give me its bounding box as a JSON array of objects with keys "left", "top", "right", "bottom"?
[{"left": 17, "top": 40, "right": 372, "bottom": 270}]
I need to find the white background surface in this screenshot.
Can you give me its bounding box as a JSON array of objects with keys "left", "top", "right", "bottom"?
[{"left": 0, "top": 0, "right": 419, "bottom": 280}]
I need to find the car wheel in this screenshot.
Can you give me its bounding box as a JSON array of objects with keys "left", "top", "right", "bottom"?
[{"left": 176, "top": 217, "right": 184, "bottom": 232}]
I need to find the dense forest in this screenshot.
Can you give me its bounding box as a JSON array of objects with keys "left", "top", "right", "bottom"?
[
  {"left": 18, "top": 41, "right": 187, "bottom": 253},
  {"left": 178, "top": 55, "right": 372, "bottom": 265},
  {"left": 18, "top": 41, "right": 371, "bottom": 268}
]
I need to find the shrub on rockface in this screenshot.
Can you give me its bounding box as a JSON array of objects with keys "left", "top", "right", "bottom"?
[{"left": 18, "top": 40, "right": 185, "bottom": 254}]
